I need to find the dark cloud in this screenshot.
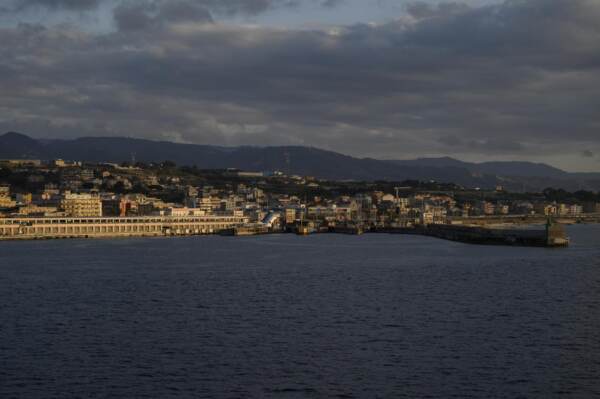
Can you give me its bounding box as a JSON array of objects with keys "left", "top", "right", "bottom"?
[
  {"left": 467, "top": 138, "right": 524, "bottom": 153},
  {"left": 582, "top": 150, "right": 595, "bottom": 158},
  {"left": 0, "top": 0, "right": 599, "bottom": 169},
  {"left": 405, "top": 1, "right": 470, "bottom": 20},
  {"left": 3, "top": 0, "right": 343, "bottom": 16},
  {"left": 113, "top": 1, "right": 214, "bottom": 32},
  {"left": 321, "top": 0, "right": 345, "bottom": 8},
  {"left": 16, "top": 0, "right": 102, "bottom": 10}
]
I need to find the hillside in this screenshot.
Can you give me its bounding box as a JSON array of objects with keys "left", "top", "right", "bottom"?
[{"left": 1, "top": 132, "right": 598, "bottom": 191}]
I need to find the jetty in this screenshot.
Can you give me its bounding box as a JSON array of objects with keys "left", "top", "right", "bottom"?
[{"left": 378, "top": 220, "right": 569, "bottom": 248}]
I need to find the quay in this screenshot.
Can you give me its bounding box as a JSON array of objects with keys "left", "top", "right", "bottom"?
[
  {"left": 330, "top": 223, "right": 365, "bottom": 235},
  {"left": 219, "top": 223, "right": 271, "bottom": 236},
  {"left": 0, "top": 215, "right": 248, "bottom": 240}
]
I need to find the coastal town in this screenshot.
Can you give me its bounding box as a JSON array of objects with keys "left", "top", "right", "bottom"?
[{"left": 0, "top": 158, "right": 598, "bottom": 245}]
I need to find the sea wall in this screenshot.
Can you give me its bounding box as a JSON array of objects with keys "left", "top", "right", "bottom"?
[{"left": 376, "top": 223, "right": 569, "bottom": 247}]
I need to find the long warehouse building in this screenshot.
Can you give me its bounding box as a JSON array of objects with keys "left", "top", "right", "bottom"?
[{"left": 0, "top": 215, "right": 249, "bottom": 240}]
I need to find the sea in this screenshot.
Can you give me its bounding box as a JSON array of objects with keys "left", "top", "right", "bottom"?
[{"left": 1, "top": 225, "right": 599, "bottom": 398}]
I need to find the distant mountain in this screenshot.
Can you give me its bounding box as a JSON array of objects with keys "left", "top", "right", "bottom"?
[
  {"left": 473, "top": 162, "right": 568, "bottom": 179},
  {"left": 0, "top": 132, "right": 45, "bottom": 159},
  {"left": 389, "top": 158, "right": 567, "bottom": 179},
  {"left": 391, "top": 156, "right": 471, "bottom": 169},
  {"left": 1, "top": 132, "right": 599, "bottom": 191}
]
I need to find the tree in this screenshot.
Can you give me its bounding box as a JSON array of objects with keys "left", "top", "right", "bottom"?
[{"left": 113, "top": 181, "right": 127, "bottom": 194}]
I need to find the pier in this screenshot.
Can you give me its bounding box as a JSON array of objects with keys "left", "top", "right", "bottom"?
[
  {"left": 219, "top": 223, "right": 271, "bottom": 236},
  {"left": 376, "top": 221, "right": 569, "bottom": 248}
]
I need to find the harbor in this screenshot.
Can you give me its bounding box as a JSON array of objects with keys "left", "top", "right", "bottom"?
[
  {"left": 0, "top": 213, "right": 571, "bottom": 247},
  {"left": 221, "top": 218, "right": 571, "bottom": 248}
]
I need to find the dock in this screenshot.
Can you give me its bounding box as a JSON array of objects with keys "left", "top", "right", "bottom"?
[
  {"left": 330, "top": 224, "right": 365, "bottom": 235},
  {"left": 219, "top": 223, "right": 271, "bottom": 236}
]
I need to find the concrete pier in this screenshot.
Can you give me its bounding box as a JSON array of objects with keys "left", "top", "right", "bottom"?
[
  {"left": 423, "top": 223, "right": 569, "bottom": 247},
  {"left": 377, "top": 222, "right": 569, "bottom": 247}
]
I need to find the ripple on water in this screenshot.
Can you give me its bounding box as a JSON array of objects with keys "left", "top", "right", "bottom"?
[{"left": 0, "top": 225, "right": 599, "bottom": 398}]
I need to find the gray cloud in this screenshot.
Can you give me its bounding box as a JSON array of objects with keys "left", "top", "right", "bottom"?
[
  {"left": 405, "top": 1, "right": 470, "bottom": 20},
  {"left": 12, "top": 0, "right": 102, "bottom": 11},
  {"left": 113, "top": 1, "right": 214, "bottom": 32},
  {"left": 582, "top": 150, "right": 595, "bottom": 158},
  {"left": 3, "top": 0, "right": 344, "bottom": 16},
  {"left": 0, "top": 0, "right": 600, "bottom": 170}
]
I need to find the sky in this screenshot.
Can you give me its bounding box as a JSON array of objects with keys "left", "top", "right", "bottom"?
[{"left": 0, "top": 0, "right": 599, "bottom": 172}]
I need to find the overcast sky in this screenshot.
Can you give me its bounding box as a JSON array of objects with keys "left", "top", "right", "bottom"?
[{"left": 1, "top": 0, "right": 599, "bottom": 171}]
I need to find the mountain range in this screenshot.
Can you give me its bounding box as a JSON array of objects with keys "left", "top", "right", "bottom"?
[{"left": 1, "top": 132, "right": 599, "bottom": 192}]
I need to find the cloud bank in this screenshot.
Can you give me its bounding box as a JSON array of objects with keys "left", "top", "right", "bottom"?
[{"left": 0, "top": 0, "right": 599, "bottom": 171}]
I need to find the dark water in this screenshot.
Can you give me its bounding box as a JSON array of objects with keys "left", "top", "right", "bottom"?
[{"left": 1, "top": 226, "right": 599, "bottom": 398}]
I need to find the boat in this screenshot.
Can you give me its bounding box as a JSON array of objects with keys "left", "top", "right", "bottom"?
[
  {"left": 295, "top": 210, "right": 315, "bottom": 235},
  {"left": 296, "top": 225, "right": 313, "bottom": 235}
]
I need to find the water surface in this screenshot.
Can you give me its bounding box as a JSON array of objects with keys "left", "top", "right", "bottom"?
[{"left": 1, "top": 226, "right": 599, "bottom": 398}]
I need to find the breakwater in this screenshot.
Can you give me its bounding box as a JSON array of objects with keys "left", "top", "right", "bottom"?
[
  {"left": 377, "top": 222, "right": 569, "bottom": 247},
  {"left": 449, "top": 214, "right": 600, "bottom": 225},
  {"left": 0, "top": 215, "right": 248, "bottom": 240}
]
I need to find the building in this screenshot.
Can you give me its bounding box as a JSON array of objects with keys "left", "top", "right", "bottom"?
[
  {"left": 558, "top": 203, "right": 569, "bottom": 216},
  {"left": 0, "top": 214, "right": 249, "bottom": 239},
  {"left": 196, "top": 196, "right": 221, "bottom": 212},
  {"left": 60, "top": 168, "right": 94, "bottom": 181},
  {"left": 381, "top": 194, "right": 396, "bottom": 202},
  {"left": 567, "top": 204, "right": 583, "bottom": 216},
  {"left": 237, "top": 171, "right": 264, "bottom": 178},
  {"left": 16, "top": 193, "right": 33, "bottom": 205},
  {"left": 534, "top": 203, "right": 557, "bottom": 216},
  {"left": 333, "top": 200, "right": 360, "bottom": 221},
  {"left": 53, "top": 159, "right": 82, "bottom": 168},
  {"left": 307, "top": 205, "right": 334, "bottom": 219},
  {"left": 496, "top": 204, "right": 510, "bottom": 215},
  {"left": 0, "top": 185, "right": 10, "bottom": 197},
  {"left": 420, "top": 211, "right": 434, "bottom": 226},
  {"left": 17, "top": 205, "right": 60, "bottom": 217},
  {"left": 512, "top": 201, "right": 534, "bottom": 215},
  {"left": 0, "top": 185, "right": 16, "bottom": 208},
  {"left": 0, "top": 159, "right": 42, "bottom": 167},
  {"left": 0, "top": 196, "right": 16, "bottom": 208},
  {"left": 583, "top": 202, "right": 600, "bottom": 214},
  {"left": 101, "top": 198, "right": 121, "bottom": 217},
  {"left": 431, "top": 206, "right": 448, "bottom": 224},
  {"left": 137, "top": 203, "right": 155, "bottom": 216},
  {"left": 61, "top": 193, "right": 102, "bottom": 217},
  {"left": 166, "top": 207, "right": 206, "bottom": 217},
  {"left": 481, "top": 201, "right": 495, "bottom": 215},
  {"left": 285, "top": 208, "right": 297, "bottom": 224}
]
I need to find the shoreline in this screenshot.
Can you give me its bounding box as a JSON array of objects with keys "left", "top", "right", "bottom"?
[{"left": 1, "top": 221, "right": 576, "bottom": 248}]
